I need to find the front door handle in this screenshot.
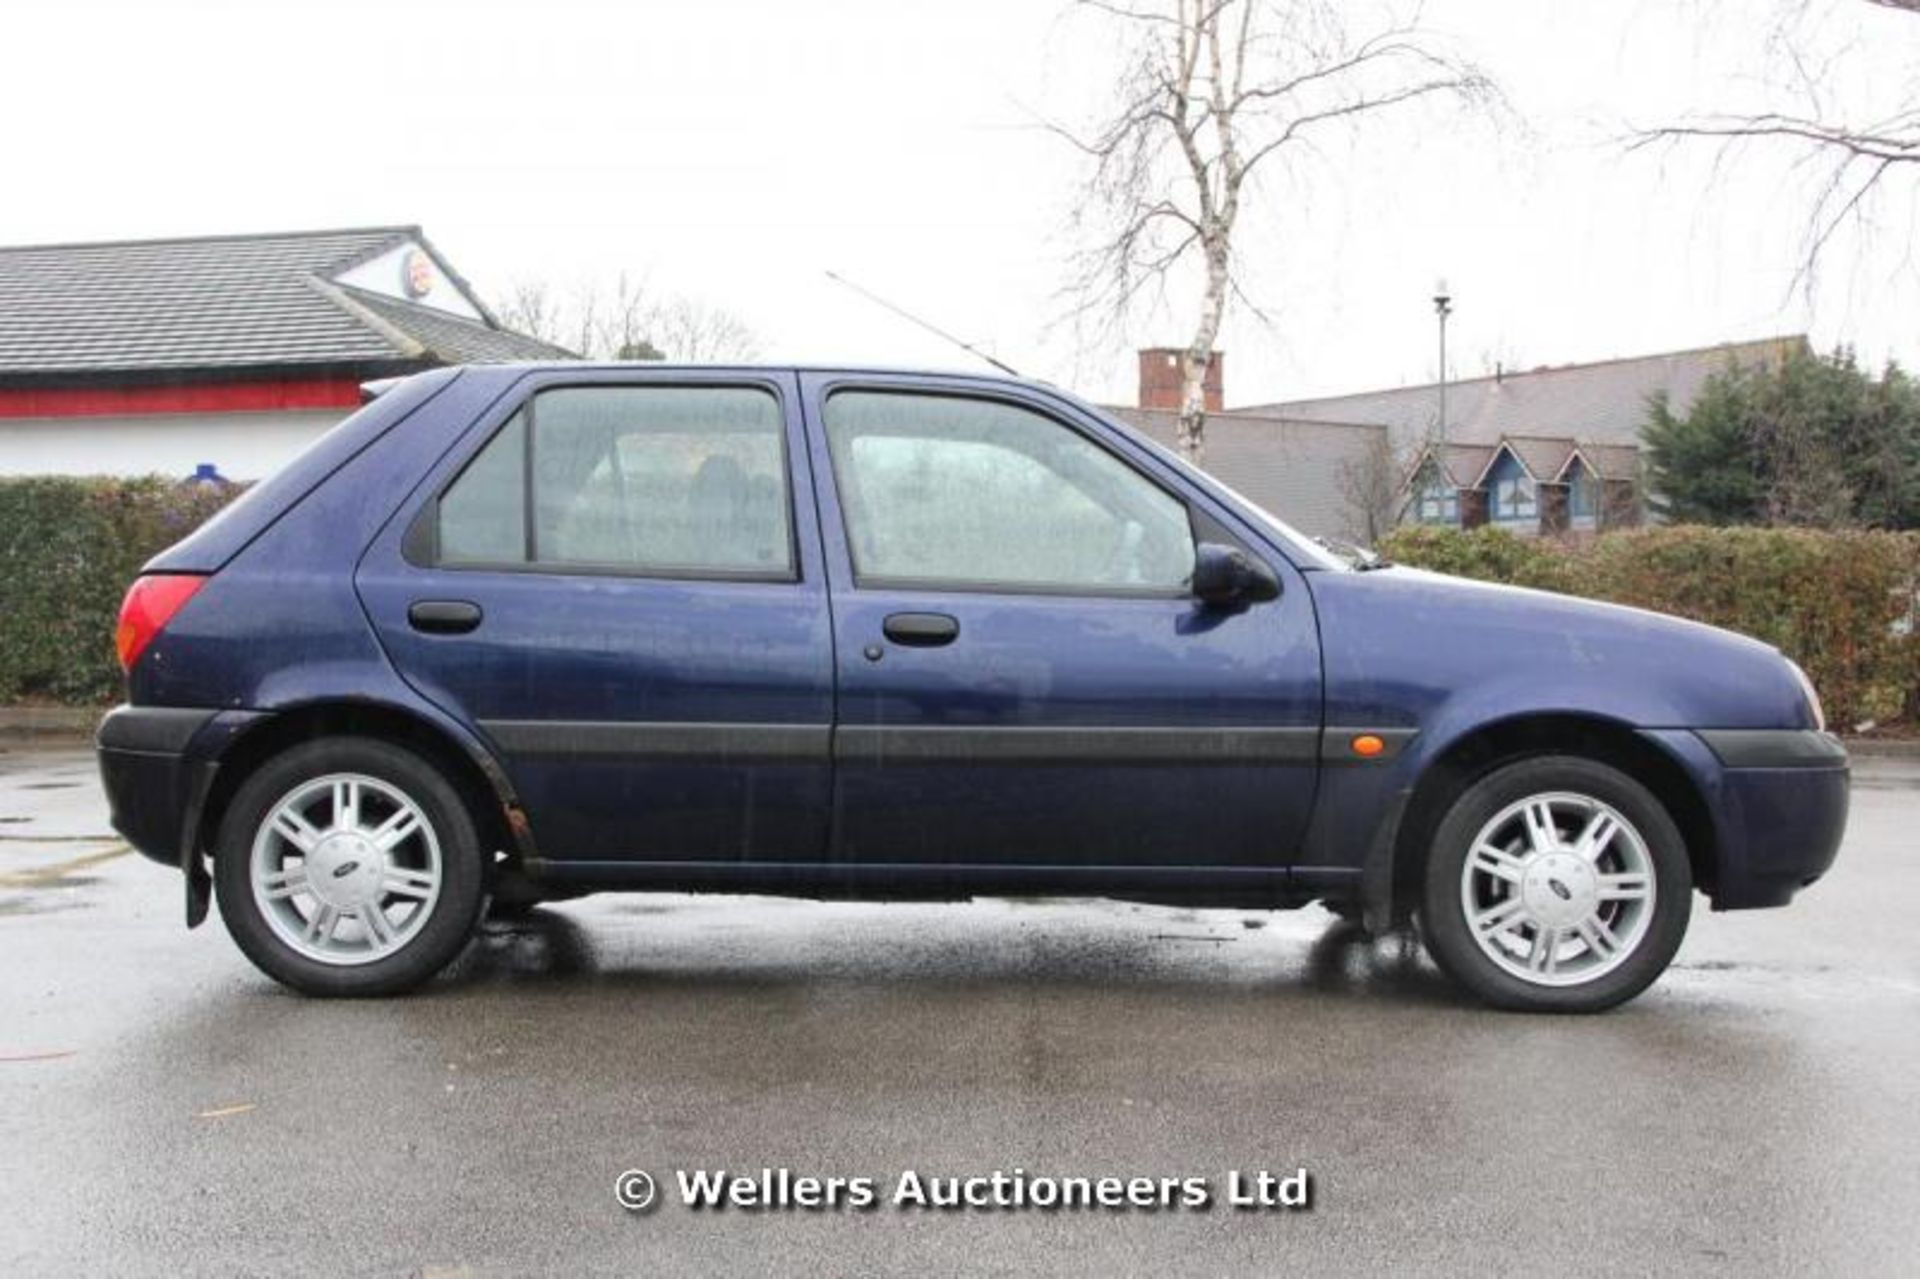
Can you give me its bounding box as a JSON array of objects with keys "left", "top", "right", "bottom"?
[
  {"left": 882, "top": 612, "right": 960, "bottom": 647},
  {"left": 408, "top": 600, "right": 483, "bottom": 635}
]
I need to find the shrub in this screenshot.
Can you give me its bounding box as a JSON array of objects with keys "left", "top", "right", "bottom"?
[
  {"left": 1374, "top": 525, "right": 1577, "bottom": 592},
  {"left": 0, "top": 476, "right": 241, "bottom": 705},
  {"left": 1642, "top": 345, "right": 1920, "bottom": 528},
  {"left": 4, "top": 481, "right": 1917, "bottom": 727},
  {"left": 1380, "top": 524, "right": 1920, "bottom": 728}
]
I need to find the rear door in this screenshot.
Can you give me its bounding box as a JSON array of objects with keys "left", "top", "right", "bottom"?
[
  {"left": 356, "top": 369, "right": 834, "bottom": 863},
  {"left": 800, "top": 374, "right": 1323, "bottom": 873}
]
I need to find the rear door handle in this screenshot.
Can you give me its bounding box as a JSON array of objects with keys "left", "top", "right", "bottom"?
[
  {"left": 883, "top": 612, "right": 960, "bottom": 647},
  {"left": 408, "top": 600, "right": 483, "bottom": 635}
]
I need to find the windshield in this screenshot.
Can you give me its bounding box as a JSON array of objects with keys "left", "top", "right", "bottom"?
[{"left": 1111, "top": 417, "right": 1350, "bottom": 571}]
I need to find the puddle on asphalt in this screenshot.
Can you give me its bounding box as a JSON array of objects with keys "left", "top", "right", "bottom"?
[
  {"left": 0, "top": 894, "right": 88, "bottom": 917},
  {"left": 0, "top": 874, "right": 100, "bottom": 893},
  {"left": 1674, "top": 958, "right": 1837, "bottom": 975}
]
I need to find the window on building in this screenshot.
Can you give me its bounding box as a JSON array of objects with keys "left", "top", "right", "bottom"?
[
  {"left": 1487, "top": 452, "right": 1538, "bottom": 524},
  {"left": 1567, "top": 459, "right": 1598, "bottom": 526},
  {"left": 823, "top": 390, "right": 1194, "bottom": 592},
  {"left": 1412, "top": 461, "right": 1459, "bottom": 524},
  {"left": 436, "top": 385, "right": 793, "bottom": 576}
]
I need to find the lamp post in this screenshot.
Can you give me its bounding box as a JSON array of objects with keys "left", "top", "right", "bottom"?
[{"left": 1433, "top": 278, "right": 1452, "bottom": 450}]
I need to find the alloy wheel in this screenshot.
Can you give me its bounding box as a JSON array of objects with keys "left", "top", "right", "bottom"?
[
  {"left": 249, "top": 773, "right": 443, "bottom": 966},
  {"left": 1458, "top": 790, "right": 1656, "bottom": 987}
]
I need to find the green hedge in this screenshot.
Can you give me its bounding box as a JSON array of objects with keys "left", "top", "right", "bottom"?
[
  {"left": 0, "top": 477, "right": 241, "bottom": 705},
  {"left": 1378, "top": 525, "right": 1920, "bottom": 729},
  {"left": 4, "top": 478, "right": 1916, "bottom": 727}
]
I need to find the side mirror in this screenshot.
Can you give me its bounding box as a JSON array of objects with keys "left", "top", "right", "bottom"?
[{"left": 1191, "top": 542, "right": 1281, "bottom": 607}]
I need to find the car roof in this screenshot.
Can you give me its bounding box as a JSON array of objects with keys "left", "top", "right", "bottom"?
[{"left": 446, "top": 361, "right": 1056, "bottom": 389}]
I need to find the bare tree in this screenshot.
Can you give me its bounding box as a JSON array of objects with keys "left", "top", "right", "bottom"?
[
  {"left": 1334, "top": 430, "right": 1405, "bottom": 544},
  {"left": 490, "top": 278, "right": 759, "bottom": 362},
  {"left": 1056, "top": 0, "right": 1494, "bottom": 463},
  {"left": 1630, "top": 0, "right": 1920, "bottom": 278},
  {"left": 492, "top": 277, "right": 632, "bottom": 356},
  {"left": 648, "top": 296, "right": 763, "bottom": 362},
  {"left": 493, "top": 281, "right": 569, "bottom": 349},
  {"left": 577, "top": 274, "right": 660, "bottom": 361}
]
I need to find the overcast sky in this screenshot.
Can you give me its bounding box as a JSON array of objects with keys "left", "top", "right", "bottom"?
[{"left": 6, "top": 0, "right": 1917, "bottom": 406}]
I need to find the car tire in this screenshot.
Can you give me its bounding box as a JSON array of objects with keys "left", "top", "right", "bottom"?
[
  {"left": 1419, "top": 755, "right": 1692, "bottom": 1013},
  {"left": 213, "top": 736, "right": 486, "bottom": 997}
]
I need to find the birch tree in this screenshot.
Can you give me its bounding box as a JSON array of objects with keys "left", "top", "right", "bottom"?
[{"left": 1058, "top": 1, "right": 1493, "bottom": 463}]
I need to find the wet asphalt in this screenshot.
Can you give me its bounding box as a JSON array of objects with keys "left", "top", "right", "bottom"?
[{"left": 1, "top": 746, "right": 1916, "bottom": 1276}]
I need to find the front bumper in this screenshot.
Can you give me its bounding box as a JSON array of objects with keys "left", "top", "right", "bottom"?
[{"left": 1678, "top": 728, "right": 1849, "bottom": 910}]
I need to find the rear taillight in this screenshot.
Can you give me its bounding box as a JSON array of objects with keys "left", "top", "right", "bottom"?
[{"left": 115, "top": 573, "right": 207, "bottom": 671}]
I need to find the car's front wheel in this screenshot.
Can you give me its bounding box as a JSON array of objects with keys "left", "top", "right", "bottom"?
[
  {"left": 214, "top": 737, "right": 486, "bottom": 996},
  {"left": 1420, "top": 755, "right": 1692, "bottom": 1013}
]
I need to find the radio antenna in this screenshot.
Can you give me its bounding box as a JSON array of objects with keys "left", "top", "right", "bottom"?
[{"left": 824, "top": 270, "right": 1023, "bottom": 378}]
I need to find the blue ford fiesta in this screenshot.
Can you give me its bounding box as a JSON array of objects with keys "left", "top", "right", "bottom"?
[{"left": 95, "top": 365, "right": 1848, "bottom": 1010}]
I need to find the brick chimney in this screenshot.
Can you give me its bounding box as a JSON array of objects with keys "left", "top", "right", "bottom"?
[{"left": 1137, "top": 348, "right": 1224, "bottom": 412}]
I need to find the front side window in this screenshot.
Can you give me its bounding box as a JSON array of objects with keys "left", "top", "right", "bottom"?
[
  {"left": 823, "top": 391, "right": 1195, "bottom": 592},
  {"left": 436, "top": 385, "right": 792, "bottom": 576}
]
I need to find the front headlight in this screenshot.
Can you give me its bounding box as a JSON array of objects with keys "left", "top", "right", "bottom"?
[{"left": 1787, "top": 659, "right": 1826, "bottom": 732}]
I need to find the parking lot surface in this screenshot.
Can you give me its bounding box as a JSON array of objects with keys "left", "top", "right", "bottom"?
[{"left": 2, "top": 745, "right": 1916, "bottom": 1275}]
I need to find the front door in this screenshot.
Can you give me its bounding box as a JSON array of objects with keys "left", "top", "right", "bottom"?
[
  {"left": 356, "top": 371, "right": 834, "bottom": 863},
  {"left": 801, "top": 376, "right": 1322, "bottom": 872}
]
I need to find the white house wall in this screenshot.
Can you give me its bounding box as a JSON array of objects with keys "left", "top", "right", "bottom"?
[{"left": 0, "top": 409, "right": 348, "bottom": 479}]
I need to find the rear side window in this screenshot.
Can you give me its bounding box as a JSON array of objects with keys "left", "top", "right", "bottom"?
[
  {"left": 823, "top": 391, "right": 1194, "bottom": 592},
  {"left": 436, "top": 385, "right": 793, "bottom": 577}
]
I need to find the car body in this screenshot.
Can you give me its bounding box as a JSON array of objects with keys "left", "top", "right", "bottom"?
[{"left": 95, "top": 363, "right": 1849, "bottom": 1009}]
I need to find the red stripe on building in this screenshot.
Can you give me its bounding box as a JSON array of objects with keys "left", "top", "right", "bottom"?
[{"left": 0, "top": 378, "right": 366, "bottom": 419}]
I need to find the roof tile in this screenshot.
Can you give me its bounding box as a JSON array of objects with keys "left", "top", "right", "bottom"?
[{"left": 0, "top": 226, "right": 568, "bottom": 379}]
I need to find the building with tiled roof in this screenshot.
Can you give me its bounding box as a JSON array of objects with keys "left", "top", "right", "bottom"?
[
  {"left": 1103, "top": 348, "right": 1394, "bottom": 540},
  {"left": 1108, "top": 403, "right": 1389, "bottom": 541},
  {"left": 0, "top": 226, "right": 572, "bottom": 478},
  {"left": 1402, "top": 434, "right": 1643, "bottom": 534},
  {"left": 1239, "top": 335, "right": 1804, "bottom": 451},
  {"left": 1108, "top": 338, "right": 1803, "bottom": 540},
  {"left": 1251, "top": 336, "right": 1805, "bottom": 537}
]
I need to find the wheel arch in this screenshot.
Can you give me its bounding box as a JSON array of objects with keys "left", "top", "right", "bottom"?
[
  {"left": 1386, "top": 712, "right": 1718, "bottom": 923},
  {"left": 197, "top": 700, "right": 534, "bottom": 875}
]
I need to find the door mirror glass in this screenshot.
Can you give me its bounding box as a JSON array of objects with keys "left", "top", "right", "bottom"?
[{"left": 1191, "top": 542, "right": 1280, "bottom": 607}]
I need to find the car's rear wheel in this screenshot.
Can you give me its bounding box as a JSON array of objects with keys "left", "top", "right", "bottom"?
[
  {"left": 214, "top": 737, "right": 485, "bottom": 996},
  {"left": 1419, "top": 755, "right": 1692, "bottom": 1013}
]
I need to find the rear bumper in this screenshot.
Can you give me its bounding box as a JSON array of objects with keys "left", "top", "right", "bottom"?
[
  {"left": 96, "top": 706, "right": 217, "bottom": 867},
  {"left": 1658, "top": 729, "right": 1850, "bottom": 910}
]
